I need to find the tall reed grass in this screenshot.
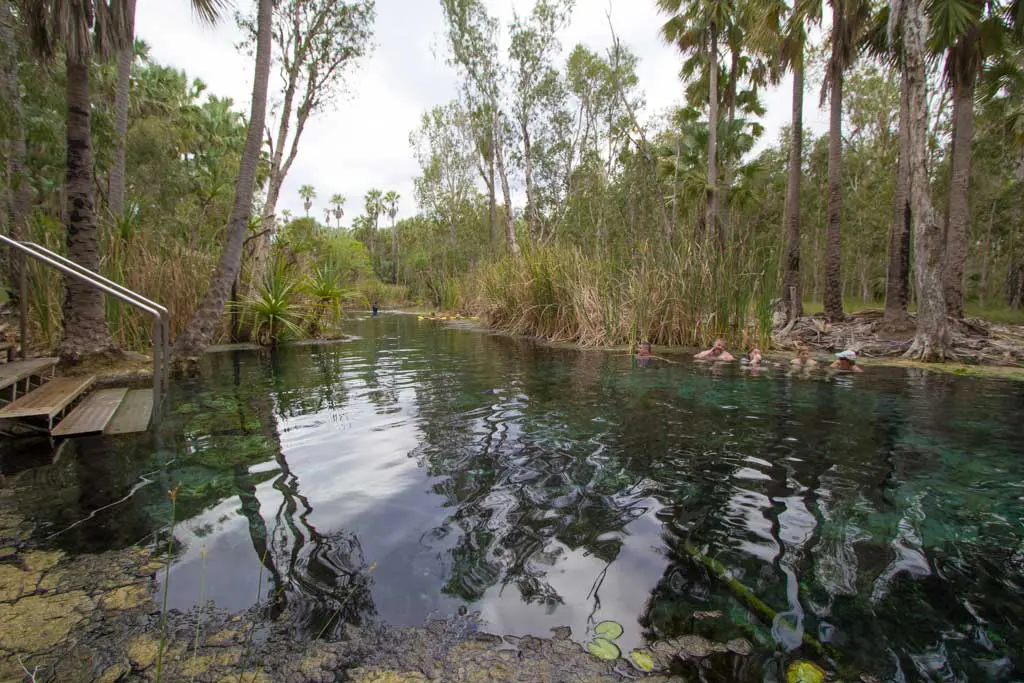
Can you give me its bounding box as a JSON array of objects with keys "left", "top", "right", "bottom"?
[
  {"left": 22, "top": 214, "right": 217, "bottom": 352},
  {"left": 470, "top": 241, "right": 778, "bottom": 350}
]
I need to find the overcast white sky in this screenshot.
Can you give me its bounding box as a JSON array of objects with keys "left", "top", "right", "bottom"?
[{"left": 136, "top": 0, "right": 829, "bottom": 223}]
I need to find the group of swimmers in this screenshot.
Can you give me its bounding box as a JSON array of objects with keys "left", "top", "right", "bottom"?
[{"left": 636, "top": 340, "right": 863, "bottom": 372}]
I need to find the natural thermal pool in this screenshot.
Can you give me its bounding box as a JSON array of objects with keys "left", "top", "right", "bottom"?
[{"left": 3, "top": 313, "right": 1023, "bottom": 681}]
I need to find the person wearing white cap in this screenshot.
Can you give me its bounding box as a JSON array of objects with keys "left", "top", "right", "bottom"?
[{"left": 830, "top": 350, "right": 863, "bottom": 373}]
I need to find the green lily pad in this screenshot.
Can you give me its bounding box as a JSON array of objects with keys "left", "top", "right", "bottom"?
[
  {"left": 587, "top": 637, "right": 621, "bottom": 661},
  {"left": 629, "top": 649, "right": 655, "bottom": 672},
  {"left": 787, "top": 660, "right": 825, "bottom": 683},
  {"left": 594, "top": 620, "right": 624, "bottom": 640}
]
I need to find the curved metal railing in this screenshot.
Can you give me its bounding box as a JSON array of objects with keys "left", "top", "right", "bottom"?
[{"left": 0, "top": 233, "right": 168, "bottom": 423}]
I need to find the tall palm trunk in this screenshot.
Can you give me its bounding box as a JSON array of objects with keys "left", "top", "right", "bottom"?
[
  {"left": 823, "top": 13, "right": 845, "bottom": 322},
  {"left": 943, "top": 34, "right": 978, "bottom": 319},
  {"left": 782, "top": 54, "right": 804, "bottom": 321},
  {"left": 391, "top": 216, "right": 398, "bottom": 284},
  {"left": 884, "top": 70, "right": 912, "bottom": 328},
  {"left": 173, "top": 0, "right": 273, "bottom": 361},
  {"left": 719, "top": 46, "right": 739, "bottom": 244},
  {"left": 903, "top": 0, "right": 950, "bottom": 360},
  {"left": 1, "top": 0, "right": 30, "bottom": 313},
  {"left": 1008, "top": 146, "right": 1024, "bottom": 309},
  {"left": 706, "top": 27, "right": 720, "bottom": 250},
  {"left": 494, "top": 110, "right": 519, "bottom": 256},
  {"left": 108, "top": 0, "right": 136, "bottom": 219},
  {"left": 61, "top": 54, "right": 116, "bottom": 360}
]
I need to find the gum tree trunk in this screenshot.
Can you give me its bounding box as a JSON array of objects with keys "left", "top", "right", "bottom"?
[
  {"left": 494, "top": 111, "right": 519, "bottom": 256},
  {"left": 903, "top": 0, "right": 950, "bottom": 360},
  {"left": 943, "top": 44, "right": 977, "bottom": 319}
]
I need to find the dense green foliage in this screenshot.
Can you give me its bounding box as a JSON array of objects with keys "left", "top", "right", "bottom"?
[{"left": 2, "top": 0, "right": 1022, "bottom": 357}]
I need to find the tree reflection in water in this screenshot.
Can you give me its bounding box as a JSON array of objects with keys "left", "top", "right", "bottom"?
[{"left": 233, "top": 349, "right": 376, "bottom": 638}]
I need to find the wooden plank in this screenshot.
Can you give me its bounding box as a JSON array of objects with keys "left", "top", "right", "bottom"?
[
  {"left": 104, "top": 389, "right": 154, "bottom": 435},
  {"left": 0, "top": 357, "right": 58, "bottom": 392},
  {"left": 0, "top": 376, "right": 95, "bottom": 420},
  {"left": 52, "top": 388, "right": 128, "bottom": 437}
]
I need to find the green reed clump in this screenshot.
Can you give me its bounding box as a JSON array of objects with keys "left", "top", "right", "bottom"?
[{"left": 471, "top": 240, "right": 778, "bottom": 349}]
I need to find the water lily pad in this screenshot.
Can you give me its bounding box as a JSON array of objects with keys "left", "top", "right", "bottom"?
[
  {"left": 587, "top": 637, "right": 621, "bottom": 661},
  {"left": 630, "top": 649, "right": 655, "bottom": 672},
  {"left": 594, "top": 620, "right": 624, "bottom": 640},
  {"left": 787, "top": 660, "right": 826, "bottom": 683}
]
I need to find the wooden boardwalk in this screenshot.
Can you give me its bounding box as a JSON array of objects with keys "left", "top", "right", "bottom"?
[
  {"left": 104, "top": 389, "right": 154, "bottom": 435},
  {"left": 52, "top": 388, "right": 129, "bottom": 437},
  {"left": 0, "top": 376, "right": 95, "bottom": 429}
]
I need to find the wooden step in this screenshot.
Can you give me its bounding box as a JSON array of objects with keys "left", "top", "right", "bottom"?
[
  {"left": 104, "top": 389, "right": 154, "bottom": 435},
  {"left": 52, "top": 388, "right": 129, "bottom": 437},
  {"left": 0, "top": 376, "right": 95, "bottom": 424},
  {"left": 0, "top": 357, "right": 58, "bottom": 393}
]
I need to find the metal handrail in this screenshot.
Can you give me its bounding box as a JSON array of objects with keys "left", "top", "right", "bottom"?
[
  {"left": 12, "top": 240, "right": 171, "bottom": 388},
  {"left": 0, "top": 233, "right": 167, "bottom": 423}
]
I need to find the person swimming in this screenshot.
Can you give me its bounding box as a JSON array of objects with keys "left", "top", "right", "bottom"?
[
  {"left": 741, "top": 347, "right": 767, "bottom": 366},
  {"left": 790, "top": 349, "right": 819, "bottom": 368},
  {"left": 695, "top": 339, "right": 736, "bottom": 362},
  {"left": 635, "top": 342, "right": 654, "bottom": 367},
  {"left": 830, "top": 350, "right": 863, "bottom": 373}
]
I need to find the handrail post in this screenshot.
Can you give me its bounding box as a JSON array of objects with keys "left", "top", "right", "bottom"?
[
  {"left": 18, "top": 258, "right": 28, "bottom": 359},
  {"left": 0, "top": 233, "right": 168, "bottom": 427}
]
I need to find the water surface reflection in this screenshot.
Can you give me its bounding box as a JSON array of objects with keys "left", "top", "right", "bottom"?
[{"left": 4, "top": 314, "right": 1023, "bottom": 681}]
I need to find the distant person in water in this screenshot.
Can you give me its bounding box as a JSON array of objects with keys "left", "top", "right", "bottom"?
[
  {"left": 372, "top": 301, "right": 379, "bottom": 316},
  {"left": 741, "top": 347, "right": 766, "bottom": 366},
  {"left": 695, "top": 339, "right": 735, "bottom": 361},
  {"left": 636, "top": 342, "right": 653, "bottom": 367},
  {"left": 830, "top": 350, "right": 863, "bottom": 373},
  {"left": 790, "top": 349, "right": 819, "bottom": 368}
]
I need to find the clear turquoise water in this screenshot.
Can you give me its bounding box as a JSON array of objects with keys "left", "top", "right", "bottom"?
[{"left": 4, "top": 314, "right": 1023, "bottom": 680}]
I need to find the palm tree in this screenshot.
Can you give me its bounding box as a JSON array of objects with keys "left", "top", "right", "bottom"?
[
  {"left": 364, "top": 188, "right": 383, "bottom": 256},
  {"left": 22, "top": 1, "right": 137, "bottom": 360},
  {"left": 821, "top": 0, "right": 872, "bottom": 321},
  {"left": 659, "top": 0, "right": 732, "bottom": 248},
  {"left": 299, "top": 184, "right": 316, "bottom": 217},
  {"left": 755, "top": 0, "right": 820, "bottom": 321},
  {"left": 330, "top": 193, "right": 346, "bottom": 228},
  {"left": 893, "top": 0, "right": 950, "bottom": 358},
  {"left": 172, "top": 0, "right": 273, "bottom": 361},
  {"left": 935, "top": 0, "right": 1018, "bottom": 318},
  {"left": 109, "top": 0, "right": 225, "bottom": 219},
  {"left": 383, "top": 191, "right": 400, "bottom": 283}
]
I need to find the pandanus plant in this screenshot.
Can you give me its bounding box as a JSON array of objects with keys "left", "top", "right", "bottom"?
[{"left": 244, "top": 258, "right": 305, "bottom": 347}]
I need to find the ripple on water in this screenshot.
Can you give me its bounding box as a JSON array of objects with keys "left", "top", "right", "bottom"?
[{"left": 7, "top": 316, "right": 1024, "bottom": 681}]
